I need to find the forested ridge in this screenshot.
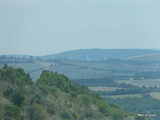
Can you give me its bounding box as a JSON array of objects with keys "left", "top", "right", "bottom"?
[{"left": 0, "top": 65, "right": 145, "bottom": 120}]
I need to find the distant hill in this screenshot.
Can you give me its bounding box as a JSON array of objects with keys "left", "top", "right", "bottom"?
[
  {"left": 2, "top": 49, "right": 160, "bottom": 61},
  {"left": 41, "top": 49, "right": 160, "bottom": 61}
]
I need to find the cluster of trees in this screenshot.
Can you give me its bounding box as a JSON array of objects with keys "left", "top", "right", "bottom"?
[
  {"left": 74, "top": 77, "right": 115, "bottom": 86},
  {"left": 134, "top": 71, "right": 160, "bottom": 80},
  {"left": 74, "top": 77, "right": 139, "bottom": 87},
  {"left": 0, "top": 56, "right": 34, "bottom": 64},
  {"left": 99, "top": 86, "right": 160, "bottom": 96},
  {"left": 0, "top": 64, "right": 33, "bottom": 85},
  {"left": 0, "top": 64, "right": 140, "bottom": 120}
]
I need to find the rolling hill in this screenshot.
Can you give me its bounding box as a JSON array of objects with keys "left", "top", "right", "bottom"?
[
  {"left": 41, "top": 49, "right": 160, "bottom": 61},
  {"left": 2, "top": 48, "right": 160, "bottom": 61}
]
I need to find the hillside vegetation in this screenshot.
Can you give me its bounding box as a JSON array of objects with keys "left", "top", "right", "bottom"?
[
  {"left": 0, "top": 65, "right": 144, "bottom": 120},
  {"left": 75, "top": 77, "right": 160, "bottom": 120}
]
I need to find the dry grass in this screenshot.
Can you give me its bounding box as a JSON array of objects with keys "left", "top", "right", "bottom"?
[
  {"left": 148, "top": 92, "right": 160, "bottom": 99},
  {"left": 89, "top": 86, "right": 121, "bottom": 92},
  {"left": 104, "top": 94, "right": 142, "bottom": 99}
]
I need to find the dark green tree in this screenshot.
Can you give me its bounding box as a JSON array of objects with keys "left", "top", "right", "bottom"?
[{"left": 12, "top": 89, "right": 25, "bottom": 106}]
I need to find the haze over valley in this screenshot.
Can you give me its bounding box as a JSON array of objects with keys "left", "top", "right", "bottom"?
[{"left": 1, "top": 0, "right": 160, "bottom": 119}]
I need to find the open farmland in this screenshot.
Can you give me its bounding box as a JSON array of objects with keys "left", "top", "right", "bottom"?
[
  {"left": 89, "top": 86, "right": 121, "bottom": 92},
  {"left": 148, "top": 92, "right": 160, "bottom": 100}
]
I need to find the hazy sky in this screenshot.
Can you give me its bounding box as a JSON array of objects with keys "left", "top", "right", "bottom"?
[{"left": 1, "top": 0, "right": 160, "bottom": 56}]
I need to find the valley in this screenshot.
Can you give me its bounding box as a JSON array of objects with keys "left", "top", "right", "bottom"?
[{"left": 1, "top": 49, "right": 160, "bottom": 120}]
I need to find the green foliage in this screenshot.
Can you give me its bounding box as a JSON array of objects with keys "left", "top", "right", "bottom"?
[
  {"left": 38, "top": 85, "right": 51, "bottom": 96},
  {"left": 28, "top": 104, "right": 46, "bottom": 120},
  {"left": 3, "top": 87, "right": 25, "bottom": 106},
  {"left": 72, "top": 112, "right": 79, "bottom": 119},
  {"left": 0, "top": 65, "right": 138, "bottom": 120},
  {"left": 106, "top": 96, "right": 159, "bottom": 120},
  {"left": 84, "top": 110, "right": 94, "bottom": 118},
  {"left": 110, "top": 109, "right": 125, "bottom": 120},
  {"left": 30, "top": 92, "right": 43, "bottom": 105},
  {"left": 47, "top": 104, "right": 56, "bottom": 115},
  {"left": 0, "top": 64, "right": 33, "bottom": 85},
  {"left": 96, "top": 100, "right": 110, "bottom": 115},
  {"left": 60, "top": 112, "right": 71, "bottom": 119},
  {"left": 3, "top": 87, "right": 13, "bottom": 99},
  {"left": 36, "top": 70, "right": 71, "bottom": 91},
  {"left": 11, "top": 89, "right": 25, "bottom": 106},
  {"left": 78, "top": 94, "right": 92, "bottom": 107},
  {"left": 3, "top": 104, "right": 20, "bottom": 119}
]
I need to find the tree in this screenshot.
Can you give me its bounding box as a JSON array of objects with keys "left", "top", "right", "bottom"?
[
  {"left": 12, "top": 89, "right": 25, "bottom": 106},
  {"left": 0, "top": 64, "right": 33, "bottom": 85}
]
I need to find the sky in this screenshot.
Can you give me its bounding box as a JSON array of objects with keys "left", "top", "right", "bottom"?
[{"left": 0, "top": 0, "right": 160, "bottom": 56}]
